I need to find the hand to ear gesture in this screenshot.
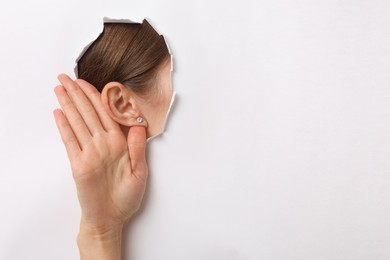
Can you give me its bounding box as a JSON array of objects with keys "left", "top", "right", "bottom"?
[{"left": 53, "top": 73, "right": 148, "bottom": 259}]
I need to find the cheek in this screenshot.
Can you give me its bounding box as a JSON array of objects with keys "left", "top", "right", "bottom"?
[
  {"left": 155, "top": 87, "right": 172, "bottom": 109},
  {"left": 149, "top": 93, "right": 171, "bottom": 122},
  {"left": 146, "top": 87, "right": 173, "bottom": 128},
  {"left": 163, "top": 90, "right": 174, "bottom": 116}
]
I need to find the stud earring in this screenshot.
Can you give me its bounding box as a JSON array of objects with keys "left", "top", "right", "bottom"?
[{"left": 136, "top": 117, "right": 143, "bottom": 123}]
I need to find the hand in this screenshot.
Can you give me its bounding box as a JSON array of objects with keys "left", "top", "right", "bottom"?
[{"left": 53, "top": 73, "right": 148, "bottom": 235}]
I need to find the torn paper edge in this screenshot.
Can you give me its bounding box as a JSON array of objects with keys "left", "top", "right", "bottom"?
[
  {"left": 74, "top": 17, "right": 174, "bottom": 82},
  {"left": 146, "top": 90, "right": 176, "bottom": 142},
  {"left": 74, "top": 17, "right": 138, "bottom": 78},
  {"left": 73, "top": 17, "right": 176, "bottom": 142}
]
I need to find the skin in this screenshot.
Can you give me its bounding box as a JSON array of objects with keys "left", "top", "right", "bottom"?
[
  {"left": 53, "top": 58, "right": 173, "bottom": 260},
  {"left": 102, "top": 57, "right": 174, "bottom": 139}
]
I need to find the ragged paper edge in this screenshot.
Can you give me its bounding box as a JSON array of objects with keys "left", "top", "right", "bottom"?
[
  {"left": 146, "top": 90, "right": 176, "bottom": 142},
  {"left": 145, "top": 18, "right": 175, "bottom": 75},
  {"left": 74, "top": 17, "right": 138, "bottom": 78},
  {"left": 146, "top": 32, "right": 175, "bottom": 142},
  {"left": 73, "top": 17, "right": 176, "bottom": 142},
  {"left": 74, "top": 17, "right": 174, "bottom": 78}
]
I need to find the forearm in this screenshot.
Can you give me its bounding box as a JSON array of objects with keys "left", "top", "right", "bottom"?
[{"left": 77, "top": 223, "right": 123, "bottom": 260}]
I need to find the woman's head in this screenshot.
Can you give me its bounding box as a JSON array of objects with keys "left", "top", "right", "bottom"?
[{"left": 75, "top": 19, "right": 174, "bottom": 139}]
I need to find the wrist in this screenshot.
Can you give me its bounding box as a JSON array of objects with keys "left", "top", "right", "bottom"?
[{"left": 77, "top": 221, "right": 124, "bottom": 260}]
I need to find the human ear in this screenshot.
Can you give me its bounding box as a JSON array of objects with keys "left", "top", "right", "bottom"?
[{"left": 101, "top": 82, "right": 148, "bottom": 128}]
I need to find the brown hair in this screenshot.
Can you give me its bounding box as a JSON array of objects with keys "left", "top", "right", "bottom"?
[{"left": 76, "top": 19, "right": 170, "bottom": 98}]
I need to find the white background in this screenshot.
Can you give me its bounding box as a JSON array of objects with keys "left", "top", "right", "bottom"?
[{"left": 1, "top": 0, "right": 390, "bottom": 259}]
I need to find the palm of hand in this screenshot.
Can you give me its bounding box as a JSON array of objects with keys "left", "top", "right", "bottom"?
[
  {"left": 74, "top": 129, "right": 146, "bottom": 230},
  {"left": 53, "top": 74, "right": 148, "bottom": 234}
]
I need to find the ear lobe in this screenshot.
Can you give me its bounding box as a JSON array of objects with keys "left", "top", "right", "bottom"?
[{"left": 101, "top": 81, "right": 148, "bottom": 128}]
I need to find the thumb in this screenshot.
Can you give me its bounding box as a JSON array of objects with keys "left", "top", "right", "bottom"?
[{"left": 127, "top": 126, "right": 148, "bottom": 181}]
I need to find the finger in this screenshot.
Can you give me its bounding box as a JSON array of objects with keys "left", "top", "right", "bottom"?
[
  {"left": 54, "top": 85, "right": 92, "bottom": 148},
  {"left": 53, "top": 108, "right": 81, "bottom": 161},
  {"left": 57, "top": 73, "right": 105, "bottom": 135},
  {"left": 75, "top": 78, "right": 120, "bottom": 132},
  {"left": 127, "top": 126, "right": 148, "bottom": 182}
]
